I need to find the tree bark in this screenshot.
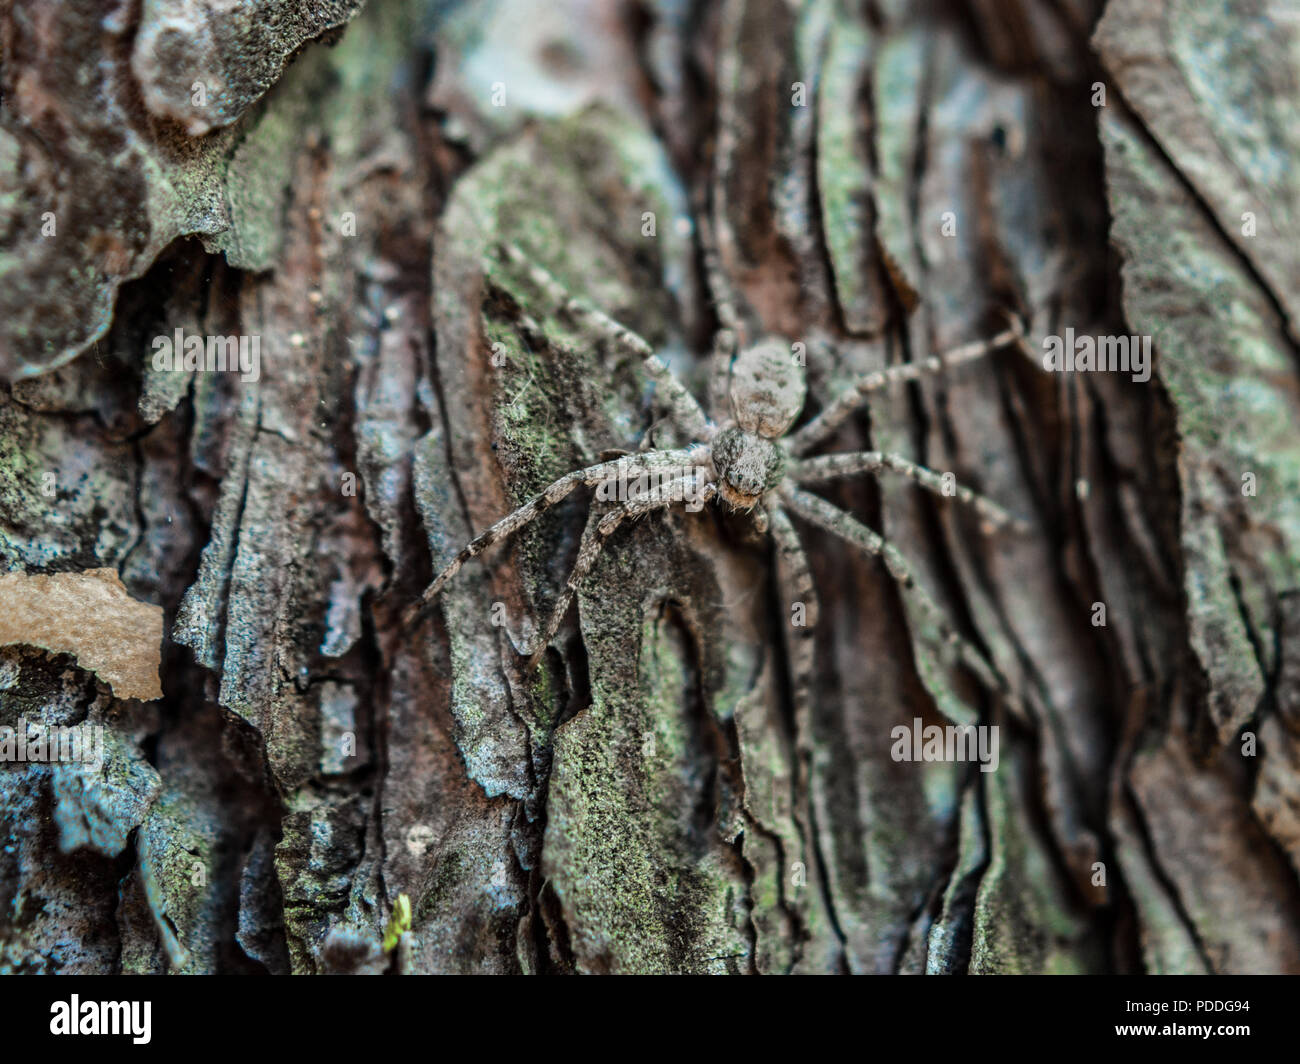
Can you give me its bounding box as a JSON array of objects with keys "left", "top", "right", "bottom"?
[{"left": 1, "top": 0, "right": 1299, "bottom": 974}]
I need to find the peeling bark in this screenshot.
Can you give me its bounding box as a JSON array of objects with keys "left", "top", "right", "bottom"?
[{"left": 1, "top": 0, "right": 1298, "bottom": 974}]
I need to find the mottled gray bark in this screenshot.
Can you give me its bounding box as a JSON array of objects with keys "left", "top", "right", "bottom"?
[{"left": 1, "top": 0, "right": 1298, "bottom": 974}]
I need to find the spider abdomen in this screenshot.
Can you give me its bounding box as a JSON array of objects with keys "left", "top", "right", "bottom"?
[{"left": 729, "top": 337, "right": 807, "bottom": 438}]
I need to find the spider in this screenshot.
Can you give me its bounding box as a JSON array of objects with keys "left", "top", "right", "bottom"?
[{"left": 408, "top": 223, "right": 1030, "bottom": 707}]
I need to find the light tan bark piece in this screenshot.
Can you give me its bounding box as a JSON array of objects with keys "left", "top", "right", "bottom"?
[{"left": 0, "top": 569, "right": 163, "bottom": 701}]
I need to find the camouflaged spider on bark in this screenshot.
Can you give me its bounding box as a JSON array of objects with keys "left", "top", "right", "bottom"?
[{"left": 407, "top": 223, "right": 1032, "bottom": 705}]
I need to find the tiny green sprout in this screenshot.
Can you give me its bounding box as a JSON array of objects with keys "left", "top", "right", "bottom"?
[{"left": 382, "top": 893, "right": 412, "bottom": 953}]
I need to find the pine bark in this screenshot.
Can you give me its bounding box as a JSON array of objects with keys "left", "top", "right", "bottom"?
[{"left": 1, "top": 0, "right": 1298, "bottom": 974}]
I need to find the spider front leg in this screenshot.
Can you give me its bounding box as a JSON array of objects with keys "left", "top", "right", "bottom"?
[
  {"left": 526, "top": 473, "right": 717, "bottom": 671},
  {"left": 768, "top": 504, "right": 818, "bottom": 749},
  {"left": 789, "top": 451, "right": 1030, "bottom": 534},
  {"left": 495, "top": 242, "right": 714, "bottom": 443},
  {"left": 787, "top": 317, "right": 1028, "bottom": 457},
  {"left": 780, "top": 485, "right": 1019, "bottom": 711},
  {"left": 405, "top": 446, "right": 705, "bottom": 627}
]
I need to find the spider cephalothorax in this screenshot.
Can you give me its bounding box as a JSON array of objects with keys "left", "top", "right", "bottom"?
[
  {"left": 409, "top": 235, "right": 1031, "bottom": 698},
  {"left": 711, "top": 425, "right": 785, "bottom": 512}
]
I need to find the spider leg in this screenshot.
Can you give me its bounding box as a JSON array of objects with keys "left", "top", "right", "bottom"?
[
  {"left": 694, "top": 197, "right": 741, "bottom": 423},
  {"left": 768, "top": 504, "right": 818, "bottom": 751},
  {"left": 405, "top": 447, "right": 705, "bottom": 627},
  {"left": 495, "top": 242, "right": 713, "bottom": 442},
  {"left": 780, "top": 486, "right": 1016, "bottom": 707},
  {"left": 787, "top": 317, "right": 1027, "bottom": 457},
  {"left": 526, "top": 474, "right": 718, "bottom": 671},
  {"left": 707, "top": 326, "right": 738, "bottom": 428},
  {"left": 790, "top": 451, "right": 1030, "bottom": 533}
]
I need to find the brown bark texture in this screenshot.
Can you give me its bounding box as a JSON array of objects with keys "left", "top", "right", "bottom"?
[{"left": 1, "top": 0, "right": 1299, "bottom": 974}]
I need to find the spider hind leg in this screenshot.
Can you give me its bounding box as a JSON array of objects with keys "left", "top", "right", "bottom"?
[
  {"left": 788, "top": 316, "right": 1028, "bottom": 457},
  {"left": 495, "top": 242, "right": 714, "bottom": 443}
]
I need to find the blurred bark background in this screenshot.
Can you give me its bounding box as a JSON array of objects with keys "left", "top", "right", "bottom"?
[{"left": 2, "top": 0, "right": 1299, "bottom": 973}]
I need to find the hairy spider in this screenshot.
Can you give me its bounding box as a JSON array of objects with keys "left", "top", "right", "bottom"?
[{"left": 408, "top": 226, "right": 1030, "bottom": 705}]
